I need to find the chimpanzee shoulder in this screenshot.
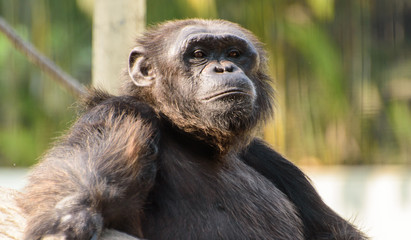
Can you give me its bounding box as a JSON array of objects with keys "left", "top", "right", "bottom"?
[{"left": 78, "top": 88, "right": 158, "bottom": 125}]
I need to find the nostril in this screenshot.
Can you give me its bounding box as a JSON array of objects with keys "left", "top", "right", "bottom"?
[
  {"left": 225, "top": 65, "right": 234, "bottom": 72},
  {"left": 214, "top": 66, "right": 224, "bottom": 73}
]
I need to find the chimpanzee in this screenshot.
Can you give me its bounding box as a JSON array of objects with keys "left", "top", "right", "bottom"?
[{"left": 18, "top": 19, "right": 366, "bottom": 240}]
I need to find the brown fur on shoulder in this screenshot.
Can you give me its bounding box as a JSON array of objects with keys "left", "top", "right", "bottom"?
[{"left": 80, "top": 88, "right": 114, "bottom": 111}]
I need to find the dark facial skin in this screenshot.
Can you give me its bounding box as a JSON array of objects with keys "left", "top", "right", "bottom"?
[
  {"left": 182, "top": 33, "right": 257, "bottom": 102},
  {"left": 175, "top": 29, "right": 259, "bottom": 130}
]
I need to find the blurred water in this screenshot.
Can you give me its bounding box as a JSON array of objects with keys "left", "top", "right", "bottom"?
[
  {"left": 0, "top": 168, "right": 28, "bottom": 190},
  {"left": 302, "top": 166, "right": 411, "bottom": 240},
  {"left": 1, "top": 166, "right": 410, "bottom": 239}
]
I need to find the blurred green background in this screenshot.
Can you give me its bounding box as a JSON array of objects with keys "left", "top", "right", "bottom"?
[{"left": 0, "top": 0, "right": 410, "bottom": 167}]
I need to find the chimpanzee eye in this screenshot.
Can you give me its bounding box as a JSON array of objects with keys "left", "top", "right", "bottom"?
[
  {"left": 228, "top": 49, "right": 241, "bottom": 58},
  {"left": 193, "top": 50, "right": 206, "bottom": 58}
]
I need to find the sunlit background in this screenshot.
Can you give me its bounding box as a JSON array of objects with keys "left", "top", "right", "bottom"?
[{"left": 0, "top": 0, "right": 410, "bottom": 239}]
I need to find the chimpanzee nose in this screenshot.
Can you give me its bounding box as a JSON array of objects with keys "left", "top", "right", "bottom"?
[{"left": 214, "top": 62, "right": 235, "bottom": 73}]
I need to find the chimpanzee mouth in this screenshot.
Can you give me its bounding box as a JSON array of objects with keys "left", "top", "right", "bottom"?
[{"left": 201, "top": 89, "right": 252, "bottom": 101}]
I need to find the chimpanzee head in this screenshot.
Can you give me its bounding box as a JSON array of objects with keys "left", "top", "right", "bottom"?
[{"left": 124, "top": 19, "right": 274, "bottom": 153}]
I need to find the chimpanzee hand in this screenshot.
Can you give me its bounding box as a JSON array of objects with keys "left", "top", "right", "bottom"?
[{"left": 24, "top": 194, "right": 103, "bottom": 240}]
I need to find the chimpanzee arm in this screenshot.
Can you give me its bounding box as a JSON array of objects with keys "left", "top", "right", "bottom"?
[
  {"left": 18, "top": 93, "right": 159, "bottom": 240},
  {"left": 242, "top": 139, "right": 366, "bottom": 240}
]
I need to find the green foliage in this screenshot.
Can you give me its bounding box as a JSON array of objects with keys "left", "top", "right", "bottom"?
[{"left": 0, "top": 0, "right": 90, "bottom": 166}]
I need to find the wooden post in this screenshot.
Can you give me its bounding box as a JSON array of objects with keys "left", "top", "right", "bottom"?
[{"left": 92, "top": 0, "right": 146, "bottom": 94}]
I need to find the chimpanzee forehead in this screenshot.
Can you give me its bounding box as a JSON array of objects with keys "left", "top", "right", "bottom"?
[
  {"left": 177, "top": 24, "right": 249, "bottom": 41},
  {"left": 168, "top": 24, "right": 257, "bottom": 59}
]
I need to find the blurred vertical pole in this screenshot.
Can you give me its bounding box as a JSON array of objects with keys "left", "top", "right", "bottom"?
[{"left": 92, "top": 0, "right": 146, "bottom": 94}]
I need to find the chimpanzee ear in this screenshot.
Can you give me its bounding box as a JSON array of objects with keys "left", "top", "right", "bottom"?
[{"left": 128, "top": 46, "right": 156, "bottom": 87}]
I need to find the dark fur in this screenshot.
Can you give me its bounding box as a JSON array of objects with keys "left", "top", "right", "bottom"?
[{"left": 18, "top": 19, "right": 366, "bottom": 240}]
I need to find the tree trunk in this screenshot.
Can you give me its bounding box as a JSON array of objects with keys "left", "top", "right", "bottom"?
[{"left": 92, "top": 0, "right": 146, "bottom": 94}]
